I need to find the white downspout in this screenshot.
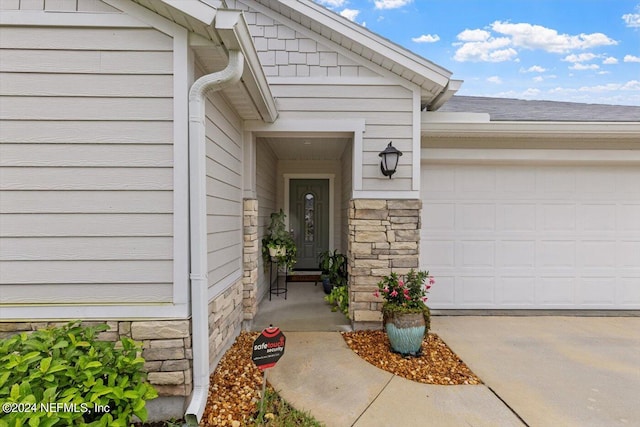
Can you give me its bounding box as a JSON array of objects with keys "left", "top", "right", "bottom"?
[{"left": 185, "top": 49, "right": 244, "bottom": 425}]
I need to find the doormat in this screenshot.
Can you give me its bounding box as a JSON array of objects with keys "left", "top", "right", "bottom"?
[{"left": 286, "top": 274, "right": 321, "bottom": 283}]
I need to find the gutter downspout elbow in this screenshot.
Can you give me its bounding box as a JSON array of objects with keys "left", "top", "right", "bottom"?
[{"left": 185, "top": 49, "right": 244, "bottom": 426}]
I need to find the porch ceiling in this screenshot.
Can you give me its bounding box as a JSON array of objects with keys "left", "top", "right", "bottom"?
[{"left": 261, "top": 137, "right": 350, "bottom": 160}]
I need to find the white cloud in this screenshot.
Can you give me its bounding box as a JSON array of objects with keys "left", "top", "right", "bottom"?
[
  {"left": 548, "top": 87, "right": 578, "bottom": 95},
  {"left": 487, "top": 76, "right": 502, "bottom": 84},
  {"left": 624, "top": 54, "right": 640, "bottom": 63},
  {"left": 603, "top": 57, "right": 618, "bottom": 64},
  {"left": 533, "top": 76, "right": 544, "bottom": 82},
  {"left": 340, "top": 8, "right": 360, "bottom": 21},
  {"left": 314, "top": 0, "right": 348, "bottom": 7},
  {"left": 570, "top": 63, "right": 599, "bottom": 70},
  {"left": 454, "top": 21, "right": 617, "bottom": 63},
  {"left": 577, "top": 80, "right": 640, "bottom": 92},
  {"left": 597, "top": 71, "right": 611, "bottom": 75},
  {"left": 547, "top": 81, "right": 640, "bottom": 105},
  {"left": 374, "top": 0, "right": 412, "bottom": 10},
  {"left": 494, "top": 88, "right": 540, "bottom": 99},
  {"left": 491, "top": 21, "right": 617, "bottom": 53},
  {"left": 457, "top": 29, "right": 491, "bottom": 42},
  {"left": 522, "top": 65, "right": 547, "bottom": 73},
  {"left": 622, "top": 7, "right": 640, "bottom": 27},
  {"left": 453, "top": 32, "right": 517, "bottom": 62},
  {"left": 563, "top": 53, "right": 598, "bottom": 63},
  {"left": 412, "top": 34, "right": 440, "bottom": 43},
  {"left": 523, "top": 88, "right": 541, "bottom": 97}
]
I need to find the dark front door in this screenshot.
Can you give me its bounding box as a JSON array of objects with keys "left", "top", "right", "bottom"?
[{"left": 289, "top": 179, "right": 330, "bottom": 270}]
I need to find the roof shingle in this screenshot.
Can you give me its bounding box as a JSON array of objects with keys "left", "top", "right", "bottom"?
[{"left": 439, "top": 96, "right": 640, "bottom": 122}]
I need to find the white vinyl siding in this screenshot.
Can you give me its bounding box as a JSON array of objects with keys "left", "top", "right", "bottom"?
[
  {"left": 0, "top": 25, "right": 175, "bottom": 305},
  {"left": 271, "top": 82, "right": 415, "bottom": 192},
  {"left": 0, "top": 0, "right": 119, "bottom": 12},
  {"left": 421, "top": 162, "right": 640, "bottom": 309},
  {"left": 204, "top": 90, "right": 244, "bottom": 297}
]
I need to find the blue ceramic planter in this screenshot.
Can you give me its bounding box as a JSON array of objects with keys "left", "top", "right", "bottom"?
[{"left": 384, "top": 312, "right": 426, "bottom": 356}]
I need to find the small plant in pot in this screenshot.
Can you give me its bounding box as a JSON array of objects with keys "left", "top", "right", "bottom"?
[
  {"left": 318, "top": 250, "right": 332, "bottom": 292},
  {"left": 318, "top": 250, "right": 347, "bottom": 295},
  {"left": 374, "top": 269, "right": 434, "bottom": 356},
  {"left": 261, "top": 209, "right": 296, "bottom": 272}
]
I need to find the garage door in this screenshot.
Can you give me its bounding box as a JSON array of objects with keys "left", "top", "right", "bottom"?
[{"left": 420, "top": 163, "right": 640, "bottom": 309}]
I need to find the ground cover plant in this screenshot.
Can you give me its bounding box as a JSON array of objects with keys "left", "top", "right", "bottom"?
[{"left": 0, "top": 321, "right": 157, "bottom": 427}]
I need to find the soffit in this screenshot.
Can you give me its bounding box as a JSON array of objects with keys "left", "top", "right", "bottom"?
[
  {"left": 135, "top": 0, "right": 222, "bottom": 40},
  {"left": 261, "top": 137, "right": 350, "bottom": 160}
]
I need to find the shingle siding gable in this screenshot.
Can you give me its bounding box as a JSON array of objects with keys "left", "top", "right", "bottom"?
[{"left": 231, "top": 0, "right": 381, "bottom": 78}]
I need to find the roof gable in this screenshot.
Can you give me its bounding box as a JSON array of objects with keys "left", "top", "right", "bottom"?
[{"left": 237, "top": 0, "right": 457, "bottom": 106}]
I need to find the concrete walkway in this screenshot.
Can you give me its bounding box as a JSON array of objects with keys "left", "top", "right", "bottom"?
[
  {"left": 252, "top": 280, "right": 351, "bottom": 332},
  {"left": 433, "top": 316, "right": 640, "bottom": 427},
  {"left": 265, "top": 316, "right": 640, "bottom": 427},
  {"left": 267, "top": 332, "right": 523, "bottom": 427}
]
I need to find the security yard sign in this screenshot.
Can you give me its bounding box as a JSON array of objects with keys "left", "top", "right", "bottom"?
[{"left": 252, "top": 326, "right": 286, "bottom": 370}]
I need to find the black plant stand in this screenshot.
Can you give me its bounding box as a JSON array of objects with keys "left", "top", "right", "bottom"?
[{"left": 269, "top": 259, "right": 288, "bottom": 300}]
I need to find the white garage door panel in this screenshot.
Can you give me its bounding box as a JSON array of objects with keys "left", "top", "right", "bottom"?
[{"left": 421, "top": 163, "right": 640, "bottom": 309}]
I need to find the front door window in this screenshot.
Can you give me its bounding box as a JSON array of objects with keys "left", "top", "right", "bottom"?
[
  {"left": 290, "top": 179, "right": 329, "bottom": 270},
  {"left": 304, "top": 193, "right": 315, "bottom": 242}
]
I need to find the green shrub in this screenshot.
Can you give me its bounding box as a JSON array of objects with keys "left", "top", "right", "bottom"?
[
  {"left": 0, "top": 321, "right": 157, "bottom": 427},
  {"left": 325, "top": 285, "right": 349, "bottom": 318}
]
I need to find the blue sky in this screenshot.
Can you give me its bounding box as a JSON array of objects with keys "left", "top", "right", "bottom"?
[{"left": 313, "top": 0, "right": 640, "bottom": 106}]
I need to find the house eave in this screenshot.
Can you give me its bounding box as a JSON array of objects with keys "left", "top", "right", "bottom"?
[
  {"left": 291, "top": 0, "right": 452, "bottom": 81},
  {"left": 421, "top": 116, "right": 640, "bottom": 140},
  {"left": 134, "top": 1, "right": 278, "bottom": 123},
  {"left": 214, "top": 10, "right": 278, "bottom": 123},
  {"left": 244, "top": 0, "right": 454, "bottom": 105},
  {"left": 159, "top": 0, "right": 220, "bottom": 26},
  {"left": 425, "top": 80, "right": 463, "bottom": 111}
]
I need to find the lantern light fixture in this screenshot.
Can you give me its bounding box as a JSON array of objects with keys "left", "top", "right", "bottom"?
[{"left": 378, "top": 141, "right": 402, "bottom": 179}]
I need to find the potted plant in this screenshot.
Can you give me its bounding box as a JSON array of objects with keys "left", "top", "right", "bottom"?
[
  {"left": 261, "top": 210, "right": 297, "bottom": 272},
  {"left": 374, "top": 269, "right": 434, "bottom": 356},
  {"left": 318, "top": 250, "right": 333, "bottom": 293},
  {"left": 318, "top": 250, "right": 347, "bottom": 294}
]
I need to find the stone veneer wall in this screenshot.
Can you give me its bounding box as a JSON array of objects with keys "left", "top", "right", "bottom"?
[
  {"left": 207, "top": 278, "right": 244, "bottom": 367},
  {"left": 242, "top": 198, "right": 259, "bottom": 322},
  {"left": 348, "top": 199, "right": 421, "bottom": 329}
]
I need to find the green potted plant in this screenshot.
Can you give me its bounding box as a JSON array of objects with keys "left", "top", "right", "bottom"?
[
  {"left": 318, "top": 250, "right": 347, "bottom": 294},
  {"left": 261, "top": 210, "right": 296, "bottom": 271},
  {"left": 318, "top": 250, "right": 333, "bottom": 292},
  {"left": 374, "top": 269, "right": 434, "bottom": 356}
]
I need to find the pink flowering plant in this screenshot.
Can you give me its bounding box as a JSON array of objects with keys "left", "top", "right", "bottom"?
[{"left": 374, "top": 269, "right": 434, "bottom": 328}]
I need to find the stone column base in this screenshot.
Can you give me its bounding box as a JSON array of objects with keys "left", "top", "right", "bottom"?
[
  {"left": 347, "top": 199, "right": 421, "bottom": 330},
  {"left": 242, "top": 198, "right": 259, "bottom": 321}
]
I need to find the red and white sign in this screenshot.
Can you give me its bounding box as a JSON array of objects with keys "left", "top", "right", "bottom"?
[{"left": 251, "top": 327, "right": 286, "bottom": 370}]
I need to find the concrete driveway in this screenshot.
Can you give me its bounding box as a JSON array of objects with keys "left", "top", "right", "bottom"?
[{"left": 432, "top": 316, "right": 640, "bottom": 427}]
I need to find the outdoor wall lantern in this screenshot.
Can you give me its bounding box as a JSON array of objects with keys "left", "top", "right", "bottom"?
[{"left": 378, "top": 141, "right": 402, "bottom": 178}]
